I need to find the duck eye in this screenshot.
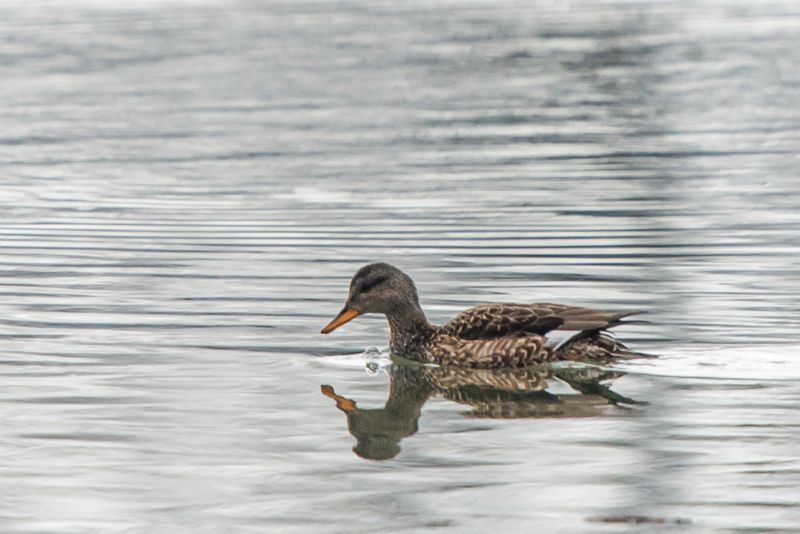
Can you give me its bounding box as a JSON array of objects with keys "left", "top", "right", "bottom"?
[{"left": 361, "top": 275, "right": 388, "bottom": 293}]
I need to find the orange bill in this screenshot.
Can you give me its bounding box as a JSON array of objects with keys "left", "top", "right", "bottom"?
[
  {"left": 321, "top": 385, "right": 357, "bottom": 412},
  {"left": 320, "top": 308, "right": 360, "bottom": 334}
]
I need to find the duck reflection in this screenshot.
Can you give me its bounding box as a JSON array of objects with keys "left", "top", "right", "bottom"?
[{"left": 322, "top": 363, "right": 641, "bottom": 460}]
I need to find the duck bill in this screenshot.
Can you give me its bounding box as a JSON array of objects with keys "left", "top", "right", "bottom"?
[
  {"left": 321, "top": 385, "right": 357, "bottom": 412},
  {"left": 321, "top": 308, "right": 361, "bottom": 334}
]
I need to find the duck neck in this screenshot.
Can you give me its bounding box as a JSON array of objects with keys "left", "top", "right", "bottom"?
[{"left": 385, "top": 302, "right": 437, "bottom": 357}]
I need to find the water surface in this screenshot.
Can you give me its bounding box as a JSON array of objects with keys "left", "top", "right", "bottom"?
[{"left": 1, "top": 1, "right": 800, "bottom": 532}]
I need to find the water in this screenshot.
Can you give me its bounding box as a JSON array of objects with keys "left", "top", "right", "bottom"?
[{"left": 1, "top": 0, "right": 800, "bottom": 532}]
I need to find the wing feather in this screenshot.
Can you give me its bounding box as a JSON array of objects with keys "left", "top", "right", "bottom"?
[{"left": 441, "top": 303, "right": 644, "bottom": 340}]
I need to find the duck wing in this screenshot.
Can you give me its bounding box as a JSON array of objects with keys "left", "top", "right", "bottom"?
[{"left": 441, "top": 303, "right": 644, "bottom": 340}]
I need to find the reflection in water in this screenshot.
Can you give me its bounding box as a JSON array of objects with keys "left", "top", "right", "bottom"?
[{"left": 322, "top": 363, "right": 641, "bottom": 461}]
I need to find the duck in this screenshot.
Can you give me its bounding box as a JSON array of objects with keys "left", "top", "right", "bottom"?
[{"left": 321, "top": 262, "right": 646, "bottom": 368}]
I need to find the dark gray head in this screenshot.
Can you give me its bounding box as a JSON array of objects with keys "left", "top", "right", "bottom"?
[
  {"left": 321, "top": 263, "right": 421, "bottom": 334},
  {"left": 346, "top": 263, "right": 420, "bottom": 314}
]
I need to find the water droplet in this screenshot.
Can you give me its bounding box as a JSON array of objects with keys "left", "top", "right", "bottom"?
[{"left": 365, "top": 361, "right": 380, "bottom": 375}]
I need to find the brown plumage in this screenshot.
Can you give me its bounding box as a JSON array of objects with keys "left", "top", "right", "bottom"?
[
  {"left": 321, "top": 263, "right": 646, "bottom": 368},
  {"left": 441, "top": 303, "right": 641, "bottom": 338}
]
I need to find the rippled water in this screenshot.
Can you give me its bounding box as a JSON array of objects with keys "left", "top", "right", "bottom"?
[{"left": 2, "top": 1, "right": 800, "bottom": 532}]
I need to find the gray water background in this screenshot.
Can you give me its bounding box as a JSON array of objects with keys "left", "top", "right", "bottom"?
[{"left": 1, "top": 0, "right": 800, "bottom": 532}]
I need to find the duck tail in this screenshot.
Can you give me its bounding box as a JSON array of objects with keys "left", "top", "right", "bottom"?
[{"left": 554, "top": 329, "right": 654, "bottom": 363}]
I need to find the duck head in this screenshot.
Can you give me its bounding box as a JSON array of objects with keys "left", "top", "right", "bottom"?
[{"left": 321, "top": 263, "right": 422, "bottom": 334}]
